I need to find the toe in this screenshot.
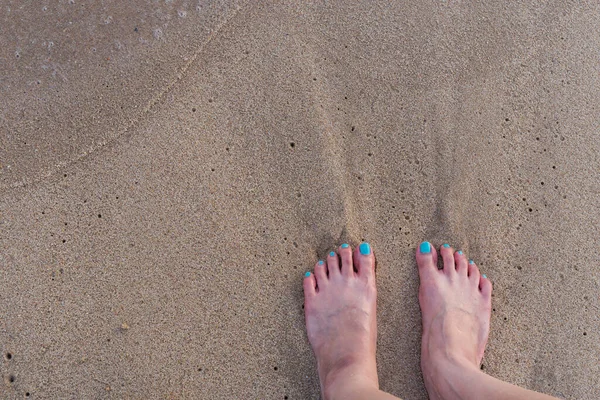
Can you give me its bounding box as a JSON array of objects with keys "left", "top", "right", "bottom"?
[
  {"left": 314, "top": 260, "right": 328, "bottom": 288},
  {"left": 354, "top": 242, "right": 375, "bottom": 281},
  {"left": 339, "top": 243, "right": 354, "bottom": 277},
  {"left": 327, "top": 250, "right": 340, "bottom": 277},
  {"left": 328, "top": 249, "right": 342, "bottom": 278},
  {"left": 479, "top": 274, "right": 492, "bottom": 297},
  {"left": 454, "top": 250, "right": 468, "bottom": 276},
  {"left": 303, "top": 271, "right": 316, "bottom": 298},
  {"left": 416, "top": 241, "right": 440, "bottom": 281},
  {"left": 440, "top": 243, "right": 456, "bottom": 276},
  {"left": 467, "top": 259, "right": 481, "bottom": 284}
]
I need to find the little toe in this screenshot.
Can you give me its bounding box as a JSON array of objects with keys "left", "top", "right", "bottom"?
[
  {"left": 440, "top": 243, "right": 456, "bottom": 276},
  {"left": 454, "top": 250, "right": 468, "bottom": 276},
  {"left": 339, "top": 243, "right": 354, "bottom": 277},
  {"left": 314, "top": 260, "right": 328, "bottom": 288},
  {"left": 479, "top": 274, "right": 492, "bottom": 297},
  {"left": 354, "top": 242, "right": 375, "bottom": 281},
  {"left": 416, "top": 241, "right": 440, "bottom": 280},
  {"left": 303, "top": 271, "right": 316, "bottom": 298}
]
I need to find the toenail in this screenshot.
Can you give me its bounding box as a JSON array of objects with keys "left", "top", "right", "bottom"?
[
  {"left": 443, "top": 243, "right": 450, "bottom": 248},
  {"left": 359, "top": 242, "right": 371, "bottom": 255},
  {"left": 305, "top": 271, "right": 311, "bottom": 277},
  {"left": 457, "top": 250, "right": 463, "bottom": 255},
  {"left": 469, "top": 259, "right": 474, "bottom": 264},
  {"left": 329, "top": 251, "right": 335, "bottom": 257},
  {"left": 318, "top": 260, "right": 324, "bottom": 265},
  {"left": 341, "top": 243, "right": 349, "bottom": 249},
  {"left": 419, "top": 241, "right": 431, "bottom": 254},
  {"left": 482, "top": 274, "right": 487, "bottom": 279}
]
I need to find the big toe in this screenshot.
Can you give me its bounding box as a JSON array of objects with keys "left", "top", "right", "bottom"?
[
  {"left": 354, "top": 242, "right": 375, "bottom": 281},
  {"left": 416, "top": 241, "right": 439, "bottom": 280}
]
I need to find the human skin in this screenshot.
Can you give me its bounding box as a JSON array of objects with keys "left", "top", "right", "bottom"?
[{"left": 302, "top": 241, "right": 560, "bottom": 400}]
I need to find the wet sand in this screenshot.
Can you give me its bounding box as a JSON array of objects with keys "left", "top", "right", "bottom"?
[{"left": 1, "top": 1, "right": 599, "bottom": 399}]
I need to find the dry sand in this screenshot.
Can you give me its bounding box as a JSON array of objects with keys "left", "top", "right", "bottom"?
[{"left": 1, "top": 1, "right": 599, "bottom": 399}]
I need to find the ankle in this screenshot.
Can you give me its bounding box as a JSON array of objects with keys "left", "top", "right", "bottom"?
[
  {"left": 424, "top": 354, "right": 483, "bottom": 400},
  {"left": 321, "top": 359, "right": 379, "bottom": 400},
  {"left": 436, "top": 350, "right": 479, "bottom": 371}
]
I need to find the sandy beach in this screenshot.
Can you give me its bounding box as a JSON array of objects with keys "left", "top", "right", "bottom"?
[{"left": 1, "top": 1, "right": 599, "bottom": 398}]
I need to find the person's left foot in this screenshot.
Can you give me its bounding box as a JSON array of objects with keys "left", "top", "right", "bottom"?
[{"left": 303, "top": 243, "right": 378, "bottom": 399}]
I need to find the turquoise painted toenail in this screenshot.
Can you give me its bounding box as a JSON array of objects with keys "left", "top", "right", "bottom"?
[
  {"left": 341, "top": 243, "right": 349, "bottom": 249},
  {"left": 318, "top": 260, "right": 324, "bottom": 265},
  {"left": 329, "top": 251, "right": 335, "bottom": 257},
  {"left": 443, "top": 243, "right": 450, "bottom": 248},
  {"left": 359, "top": 242, "right": 371, "bottom": 255},
  {"left": 458, "top": 250, "right": 463, "bottom": 255},
  {"left": 482, "top": 274, "right": 487, "bottom": 279},
  {"left": 305, "top": 271, "right": 311, "bottom": 277},
  {"left": 469, "top": 259, "right": 474, "bottom": 264},
  {"left": 419, "top": 241, "right": 431, "bottom": 254}
]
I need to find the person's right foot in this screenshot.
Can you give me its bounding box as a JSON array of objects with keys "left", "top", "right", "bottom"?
[{"left": 416, "top": 242, "right": 493, "bottom": 400}]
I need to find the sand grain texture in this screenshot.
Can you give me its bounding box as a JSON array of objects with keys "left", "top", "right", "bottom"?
[{"left": 1, "top": 1, "right": 599, "bottom": 399}]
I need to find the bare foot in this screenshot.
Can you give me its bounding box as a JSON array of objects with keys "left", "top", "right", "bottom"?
[
  {"left": 303, "top": 243, "right": 378, "bottom": 400},
  {"left": 416, "top": 241, "right": 493, "bottom": 400}
]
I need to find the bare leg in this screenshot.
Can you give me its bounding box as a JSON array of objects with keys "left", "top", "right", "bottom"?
[
  {"left": 416, "top": 241, "right": 561, "bottom": 400},
  {"left": 302, "top": 240, "right": 562, "bottom": 400},
  {"left": 303, "top": 243, "right": 401, "bottom": 400}
]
